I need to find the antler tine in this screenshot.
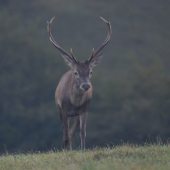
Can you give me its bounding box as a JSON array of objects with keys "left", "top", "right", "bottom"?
[
  {"left": 88, "top": 17, "right": 112, "bottom": 62},
  {"left": 91, "top": 48, "right": 94, "bottom": 56},
  {"left": 47, "top": 17, "right": 77, "bottom": 62},
  {"left": 70, "top": 48, "right": 77, "bottom": 61}
]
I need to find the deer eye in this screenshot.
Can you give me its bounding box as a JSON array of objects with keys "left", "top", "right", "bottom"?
[
  {"left": 90, "top": 71, "right": 93, "bottom": 75},
  {"left": 74, "top": 72, "right": 78, "bottom": 76}
]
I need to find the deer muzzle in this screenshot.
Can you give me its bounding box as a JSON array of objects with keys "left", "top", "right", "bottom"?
[{"left": 80, "top": 83, "right": 90, "bottom": 91}]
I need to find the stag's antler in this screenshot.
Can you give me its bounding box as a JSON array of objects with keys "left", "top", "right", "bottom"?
[
  {"left": 47, "top": 17, "right": 77, "bottom": 63},
  {"left": 88, "top": 17, "right": 112, "bottom": 62}
]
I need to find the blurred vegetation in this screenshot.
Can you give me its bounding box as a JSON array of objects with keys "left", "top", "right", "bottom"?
[{"left": 0, "top": 0, "right": 170, "bottom": 153}]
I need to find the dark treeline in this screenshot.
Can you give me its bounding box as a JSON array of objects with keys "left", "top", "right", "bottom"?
[{"left": 0, "top": 0, "right": 170, "bottom": 154}]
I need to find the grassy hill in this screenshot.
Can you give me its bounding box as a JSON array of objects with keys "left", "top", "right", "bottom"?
[{"left": 0, "top": 144, "right": 170, "bottom": 170}]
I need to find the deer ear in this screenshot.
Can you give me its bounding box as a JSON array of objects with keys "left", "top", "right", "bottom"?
[
  {"left": 61, "top": 54, "right": 75, "bottom": 68},
  {"left": 89, "top": 54, "right": 103, "bottom": 68}
]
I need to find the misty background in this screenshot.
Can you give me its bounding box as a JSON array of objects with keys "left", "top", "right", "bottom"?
[{"left": 0, "top": 0, "right": 170, "bottom": 154}]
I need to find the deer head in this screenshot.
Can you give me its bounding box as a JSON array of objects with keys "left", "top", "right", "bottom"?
[{"left": 47, "top": 17, "right": 111, "bottom": 92}]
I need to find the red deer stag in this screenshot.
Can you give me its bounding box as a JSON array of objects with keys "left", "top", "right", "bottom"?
[{"left": 47, "top": 17, "right": 111, "bottom": 150}]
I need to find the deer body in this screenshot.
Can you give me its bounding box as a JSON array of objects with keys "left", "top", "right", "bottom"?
[
  {"left": 47, "top": 17, "right": 111, "bottom": 150},
  {"left": 55, "top": 67, "right": 92, "bottom": 149}
]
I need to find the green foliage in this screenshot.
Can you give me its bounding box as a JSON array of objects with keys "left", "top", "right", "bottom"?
[
  {"left": 0, "top": 8, "right": 63, "bottom": 153},
  {"left": 0, "top": 144, "right": 170, "bottom": 170},
  {"left": 0, "top": 0, "right": 170, "bottom": 153}
]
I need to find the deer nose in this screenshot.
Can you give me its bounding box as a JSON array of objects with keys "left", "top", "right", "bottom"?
[{"left": 81, "top": 83, "right": 90, "bottom": 91}]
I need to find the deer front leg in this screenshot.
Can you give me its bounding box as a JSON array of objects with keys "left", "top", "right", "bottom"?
[
  {"left": 79, "top": 112, "right": 88, "bottom": 150},
  {"left": 69, "top": 116, "right": 80, "bottom": 150},
  {"left": 62, "top": 114, "right": 69, "bottom": 150}
]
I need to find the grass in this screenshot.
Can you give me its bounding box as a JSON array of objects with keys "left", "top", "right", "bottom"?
[{"left": 0, "top": 144, "right": 170, "bottom": 170}]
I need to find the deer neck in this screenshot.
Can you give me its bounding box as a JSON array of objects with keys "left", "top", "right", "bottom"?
[{"left": 70, "top": 82, "right": 87, "bottom": 107}]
